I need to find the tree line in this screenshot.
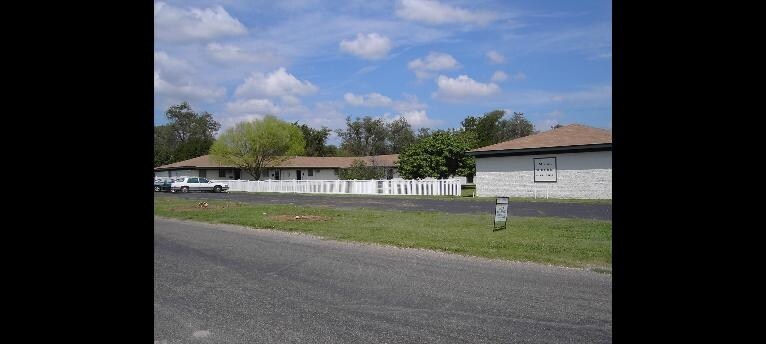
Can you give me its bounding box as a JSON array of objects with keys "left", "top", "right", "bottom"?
[{"left": 155, "top": 102, "right": 541, "bottom": 180}]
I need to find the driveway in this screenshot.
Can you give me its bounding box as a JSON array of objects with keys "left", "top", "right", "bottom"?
[
  {"left": 155, "top": 217, "right": 612, "bottom": 343},
  {"left": 157, "top": 192, "right": 611, "bottom": 220}
]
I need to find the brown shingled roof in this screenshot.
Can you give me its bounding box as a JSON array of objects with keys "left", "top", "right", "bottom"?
[
  {"left": 155, "top": 154, "right": 399, "bottom": 170},
  {"left": 469, "top": 124, "right": 611, "bottom": 153}
]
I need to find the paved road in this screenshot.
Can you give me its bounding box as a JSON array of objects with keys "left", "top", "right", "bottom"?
[
  {"left": 155, "top": 218, "right": 612, "bottom": 343},
  {"left": 157, "top": 192, "right": 612, "bottom": 220}
]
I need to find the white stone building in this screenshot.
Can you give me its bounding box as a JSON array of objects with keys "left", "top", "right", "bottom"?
[
  {"left": 467, "top": 124, "right": 612, "bottom": 199},
  {"left": 154, "top": 154, "right": 400, "bottom": 181}
]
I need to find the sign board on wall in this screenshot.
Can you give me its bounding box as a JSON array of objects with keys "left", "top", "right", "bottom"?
[
  {"left": 494, "top": 197, "right": 509, "bottom": 229},
  {"left": 534, "top": 157, "right": 557, "bottom": 182}
]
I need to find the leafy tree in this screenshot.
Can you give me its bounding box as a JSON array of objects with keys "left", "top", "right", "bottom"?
[
  {"left": 336, "top": 116, "right": 388, "bottom": 156},
  {"left": 386, "top": 116, "right": 416, "bottom": 153},
  {"left": 165, "top": 102, "right": 220, "bottom": 142},
  {"left": 154, "top": 125, "right": 177, "bottom": 167},
  {"left": 416, "top": 127, "right": 432, "bottom": 141},
  {"left": 154, "top": 102, "right": 221, "bottom": 167},
  {"left": 293, "top": 122, "right": 333, "bottom": 156},
  {"left": 460, "top": 110, "right": 534, "bottom": 148},
  {"left": 498, "top": 112, "right": 535, "bottom": 141},
  {"left": 209, "top": 116, "right": 305, "bottom": 180},
  {"left": 396, "top": 131, "right": 475, "bottom": 179},
  {"left": 339, "top": 159, "right": 386, "bottom": 180}
]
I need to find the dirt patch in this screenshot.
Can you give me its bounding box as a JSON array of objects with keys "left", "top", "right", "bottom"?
[{"left": 268, "top": 215, "right": 332, "bottom": 222}]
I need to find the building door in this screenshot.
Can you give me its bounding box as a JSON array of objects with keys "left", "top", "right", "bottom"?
[
  {"left": 234, "top": 170, "right": 240, "bottom": 179},
  {"left": 199, "top": 169, "right": 207, "bottom": 178},
  {"left": 296, "top": 170, "right": 302, "bottom": 180}
]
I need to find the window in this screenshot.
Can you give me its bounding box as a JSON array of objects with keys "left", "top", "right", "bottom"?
[
  {"left": 308, "top": 169, "right": 314, "bottom": 176},
  {"left": 219, "top": 169, "right": 226, "bottom": 177},
  {"left": 533, "top": 157, "right": 557, "bottom": 182},
  {"left": 188, "top": 178, "right": 199, "bottom": 183},
  {"left": 199, "top": 178, "right": 209, "bottom": 183}
]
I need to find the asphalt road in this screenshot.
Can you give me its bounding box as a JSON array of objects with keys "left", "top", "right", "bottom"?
[
  {"left": 154, "top": 217, "right": 612, "bottom": 343},
  {"left": 158, "top": 192, "right": 612, "bottom": 220}
]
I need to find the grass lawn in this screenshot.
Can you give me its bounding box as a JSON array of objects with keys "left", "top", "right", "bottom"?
[
  {"left": 227, "top": 190, "right": 612, "bottom": 205},
  {"left": 155, "top": 195, "right": 612, "bottom": 270}
]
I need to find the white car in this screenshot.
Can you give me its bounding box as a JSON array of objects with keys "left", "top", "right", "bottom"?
[{"left": 171, "top": 177, "right": 229, "bottom": 193}]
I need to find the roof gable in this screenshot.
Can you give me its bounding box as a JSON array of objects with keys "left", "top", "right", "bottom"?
[{"left": 469, "top": 124, "right": 612, "bottom": 153}]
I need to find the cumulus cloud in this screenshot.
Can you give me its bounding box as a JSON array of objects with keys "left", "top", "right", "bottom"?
[
  {"left": 486, "top": 50, "right": 505, "bottom": 64},
  {"left": 339, "top": 33, "right": 392, "bottom": 60},
  {"left": 407, "top": 52, "right": 459, "bottom": 79},
  {"left": 344, "top": 92, "right": 393, "bottom": 107},
  {"left": 234, "top": 68, "right": 318, "bottom": 98},
  {"left": 225, "top": 99, "right": 280, "bottom": 115},
  {"left": 218, "top": 114, "right": 265, "bottom": 132},
  {"left": 393, "top": 94, "right": 428, "bottom": 113},
  {"left": 433, "top": 75, "right": 499, "bottom": 99},
  {"left": 154, "top": 71, "right": 225, "bottom": 103},
  {"left": 395, "top": 0, "right": 496, "bottom": 26},
  {"left": 154, "top": 2, "right": 247, "bottom": 42},
  {"left": 399, "top": 110, "right": 442, "bottom": 127},
  {"left": 206, "top": 43, "right": 279, "bottom": 64},
  {"left": 154, "top": 51, "right": 194, "bottom": 84},
  {"left": 491, "top": 71, "right": 508, "bottom": 82}
]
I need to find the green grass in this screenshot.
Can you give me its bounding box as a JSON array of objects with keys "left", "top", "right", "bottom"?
[
  {"left": 155, "top": 195, "right": 612, "bottom": 269},
  {"left": 227, "top": 190, "right": 612, "bottom": 204}
]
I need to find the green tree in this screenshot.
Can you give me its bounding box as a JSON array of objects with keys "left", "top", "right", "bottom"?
[
  {"left": 498, "top": 112, "right": 535, "bottom": 141},
  {"left": 293, "top": 122, "right": 333, "bottom": 156},
  {"left": 209, "top": 116, "right": 305, "bottom": 180},
  {"left": 336, "top": 116, "right": 388, "bottom": 156},
  {"left": 396, "top": 131, "right": 475, "bottom": 179},
  {"left": 154, "top": 102, "right": 221, "bottom": 167},
  {"left": 460, "top": 109, "right": 505, "bottom": 148},
  {"left": 460, "top": 110, "right": 535, "bottom": 148},
  {"left": 386, "top": 116, "right": 416, "bottom": 153},
  {"left": 339, "top": 159, "right": 386, "bottom": 180}
]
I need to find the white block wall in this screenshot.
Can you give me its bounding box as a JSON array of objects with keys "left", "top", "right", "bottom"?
[{"left": 474, "top": 150, "right": 611, "bottom": 199}]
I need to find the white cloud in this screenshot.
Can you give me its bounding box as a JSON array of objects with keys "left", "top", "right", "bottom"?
[
  {"left": 344, "top": 92, "right": 393, "bottom": 107},
  {"left": 392, "top": 94, "right": 427, "bottom": 113},
  {"left": 400, "top": 110, "right": 442, "bottom": 127},
  {"left": 218, "top": 114, "right": 265, "bottom": 132},
  {"left": 154, "top": 71, "right": 225, "bottom": 103},
  {"left": 339, "top": 33, "right": 392, "bottom": 60},
  {"left": 206, "top": 43, "right": 279, "bottom": 64},
  {"left": 225, "top": 99, "right": 280, "bottom": 115},
  {"left": 434, "top": 75, "right": 499, "bottom": 99},
  {"left": 395, "top": 0, "right": 496, "bottom": 26},
  {"left": 234, "top": 68, "right": 318, "bottom": 98},
  {"left": 154, "top": 51, "right": 194, "bottom": 84},
  {"left": 512, "top": 72, "right": 527, "bottom": 81},
  {"left": 154, "top": 2, "right": 247, "bottom": 42},
  {"left": 486, "top": 50, "right": 505, "bottom": 64},
  {"left": 508, "top": 85, "right": 612, "bottom": 107},
  {"left": 491, "top": 71, "right": 508, "bottom": 82},
  {"left": 407, "top": 52, "right": 459, "bottom": 79}
]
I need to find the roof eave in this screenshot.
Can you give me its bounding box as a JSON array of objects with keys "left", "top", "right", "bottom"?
[{"left": 468, "top": 143, "right": 612, "bottom": 157}]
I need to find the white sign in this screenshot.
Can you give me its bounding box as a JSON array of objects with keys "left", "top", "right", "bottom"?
[
  {"left": 495, "top": 204, "right": 508, "bottom": 222},
  {"left": 534, "top": 157, "right": 557, "bottom": 182}
]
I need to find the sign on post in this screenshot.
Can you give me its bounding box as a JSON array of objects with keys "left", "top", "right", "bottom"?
[{"left": 494, "top": 197, "right": 509, "bottom": 230}]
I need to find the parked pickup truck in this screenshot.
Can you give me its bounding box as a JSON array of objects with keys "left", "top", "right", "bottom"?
[{"left": 171, "top": 177, "right": 229, "bottom": 193}]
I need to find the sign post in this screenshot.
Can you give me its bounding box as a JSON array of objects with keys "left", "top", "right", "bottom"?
[{"left": 494, "top": 197, "right": 509, "bottom": 230}]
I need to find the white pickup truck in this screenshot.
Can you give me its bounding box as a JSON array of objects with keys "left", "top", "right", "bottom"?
[{"left": 171, "top": 177, "right": 229, "bottom": 193}]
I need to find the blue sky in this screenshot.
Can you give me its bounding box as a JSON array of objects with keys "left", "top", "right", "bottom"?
[{"left": 154, "top": 0, "right": 611, "bottom": 144}]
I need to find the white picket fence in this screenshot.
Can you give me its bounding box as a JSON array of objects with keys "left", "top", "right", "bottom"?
[{"left": 209, "top": 179, "right": 462, "bottom": 196}]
